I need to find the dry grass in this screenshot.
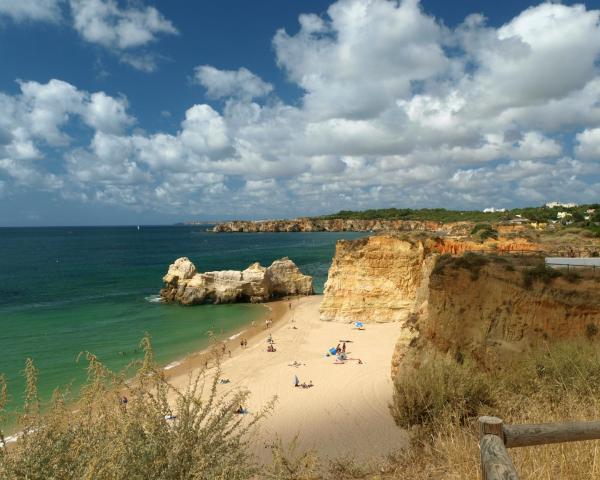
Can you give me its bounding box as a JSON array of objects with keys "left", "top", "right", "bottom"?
[
  {"left": 0, "top": 336, "right": 274, "bottom": 480},
  {"left": 3, "top": 338, "right": 600, "bottom": 479},
  {"left": 382, "top": 340, "right": 600, "bottom": 479}
]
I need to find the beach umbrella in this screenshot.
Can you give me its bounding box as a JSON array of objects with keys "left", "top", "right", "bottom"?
[
  {"left": 329, "top": 347, "right": 337, "bottom": 355},
  {"left": 355, "top": 322, "right": 364, "bottom": 328}
]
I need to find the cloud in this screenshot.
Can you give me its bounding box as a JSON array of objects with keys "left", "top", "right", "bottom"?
[
  {"left": 70, "top": 0, "right": 177, "bottom": 50},
  {"left": 0, "top": 79, "right": 135, "bottom": 195},
  {"left": 3, "top": 0, "right": 600, "bottom": 218},
  {"left": 273, "top": 0, "right": 448, "bottom": 119},
  {"left": 575, "top": 128, "right": 600, "bottom": 160},
  {"left": 0, "top": 0, "right": 63, "bottom": 23},
  {"left": 82, "top": 91, "right": 134, "bottom": 134},
  {"left": 194, "top": 66, "right": 274, "bottom": 100},
  {"left": 69, "top": 0, "right": 178, "bottom": 71},
  {"left": 1, "top": 1, "right": 177, "bottom": 71}
]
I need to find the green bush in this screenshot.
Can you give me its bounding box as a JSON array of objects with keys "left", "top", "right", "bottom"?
[
  {"left": 432, "top": 252, "right": 490, "bottom": 280},
  {"left": 470, "top": 223, "right": 498, "bottom": 240},
  {"left": 390, "top": 354, "right": 494, "bottom": 431},
  {"left": 522, "top": 264, "right": 562, "bottom": 289},
  {"left": 0, "top": 337, "right": 274, "bottom": 480}
]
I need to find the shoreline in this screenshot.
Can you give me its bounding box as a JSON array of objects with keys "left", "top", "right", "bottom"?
[
  {"left": 167, "top": 294, "right": 409, "bottom": 463},
  {"left": 1, "top": 296, "right": 297, "bottom": 443},
  {"left": 160, "top": 296, "right": 298, "bottom": 381}
]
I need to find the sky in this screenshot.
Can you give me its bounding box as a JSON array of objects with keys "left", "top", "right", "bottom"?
[{"left": 1, "top": 0, "right": 600, "bottom": 226}]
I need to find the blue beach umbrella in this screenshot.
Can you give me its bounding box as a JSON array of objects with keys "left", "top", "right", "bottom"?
[
  {"left": 355, "top": 322, "right": 364, "bottom": 328},
  {"left": 329, "top": 347, "right": 337, "bottom": 355}
]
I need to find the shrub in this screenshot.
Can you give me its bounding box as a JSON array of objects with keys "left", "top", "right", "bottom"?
[
  {"left": 470, "top": 223, "right": 498, "bottom": 241},
  {"left": 522, "top": 264, "right": 561, "bottom": 289},
  {"left": 265, "top": 436, "right": 320, "bottom": 480},
  {"left": 433, "top": 252, "right": 491, "bottom": 279},
  {"left": 452, "top": 253, "right": 490, "bottom": 280},
  {"left": 431, "top": 253, "right": 453, "bottom": 275},
  {"left": 586, "top": 323, "right": 599, "bottom": 340},
  {"left": 563, "top": 270, "right": 582, "bottom": 283},
  {"left": 0, "top": 336, "right": 274, "bottom": 480},
  {"left": 390, "top": 353, "right": 494, "bottom": 431}
]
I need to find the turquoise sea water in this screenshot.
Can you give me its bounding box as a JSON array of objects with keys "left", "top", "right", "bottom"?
[{"left": 0, "top": 226, "right": 365, "bottom": 426}]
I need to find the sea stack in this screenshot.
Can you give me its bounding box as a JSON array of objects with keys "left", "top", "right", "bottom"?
[{"left": 160, "top": 257, "right": 313, "bottom": 305}]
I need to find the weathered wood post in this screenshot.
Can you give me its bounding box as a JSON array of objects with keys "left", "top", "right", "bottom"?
[{"left": 479, "top": 416, "right": 519, "bottom": 480}]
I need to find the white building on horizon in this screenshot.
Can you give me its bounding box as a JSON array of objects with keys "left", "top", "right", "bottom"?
[
  {"left": 483, "top": 207, "right": 507, "bottom": 213},
  {"left": 557, "top": 211, "right": 572, "bottom": 219},
  {"left": 546, "top": 201, "right": 579, "bottom": 209}
]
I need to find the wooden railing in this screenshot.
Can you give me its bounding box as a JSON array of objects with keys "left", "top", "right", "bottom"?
[{"left": 479, "top": 416, "right": 600, "bottom": 479}]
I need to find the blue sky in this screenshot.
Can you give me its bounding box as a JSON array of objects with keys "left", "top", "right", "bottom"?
[{"left": 0, "top": 0, "right": 599, "bottom": 226}]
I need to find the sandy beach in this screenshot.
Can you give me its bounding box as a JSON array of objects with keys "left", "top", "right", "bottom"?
[{"left": 167, "top": 294, "right": 409, "bottom": 464}]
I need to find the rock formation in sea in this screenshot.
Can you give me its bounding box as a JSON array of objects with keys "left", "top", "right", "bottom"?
[
  {"left": 160, "top": 257, "right": 313, "bottom": 305},
  {"left": 212, "top": 218, "right": 473, "bottom": 235}
]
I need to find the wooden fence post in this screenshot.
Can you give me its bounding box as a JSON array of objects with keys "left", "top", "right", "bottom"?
[{"left": 479, "top": 416, "right": 519, "bottom": 480}]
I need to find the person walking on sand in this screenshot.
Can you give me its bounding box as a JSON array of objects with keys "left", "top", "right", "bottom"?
[{"left": 342, "top": 342, "right": 346, "bottom": 354}]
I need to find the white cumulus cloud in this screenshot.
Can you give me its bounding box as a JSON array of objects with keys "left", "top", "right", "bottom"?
[
  {"left": 0, "top": 0, "right": 63, "bottom": 23},
  {"left": 194, "top": 66, "right": 274, "bottom": 101},
  {"left": 3, "top": 0, "right": 600, "bottom": 218}
]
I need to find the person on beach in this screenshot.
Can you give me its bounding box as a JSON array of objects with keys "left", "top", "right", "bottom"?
[
  {"left": 294, "top": 375, "right": 300, "bottom": 387},
  {"left": 240, "top": 339, "right": 244, "bottom": 349},
  {"left": 335, "top": 343, "right": 341, "bottom": 355},
  {"left": 342, "top": 342, "right": 346, "bottom": 353}
]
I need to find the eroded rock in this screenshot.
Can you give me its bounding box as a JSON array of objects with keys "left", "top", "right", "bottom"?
[{"left": 160, "top": 257, "right": 313, "bottom": 305}]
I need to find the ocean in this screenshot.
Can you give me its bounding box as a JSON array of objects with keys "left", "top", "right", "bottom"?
[{"left": 0, "top": 226, "right": 364, "bottom": 426}]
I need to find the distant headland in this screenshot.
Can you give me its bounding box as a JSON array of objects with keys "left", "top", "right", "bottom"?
[{"left": 201, "top": 204, "right": 600, "bottom": 234}]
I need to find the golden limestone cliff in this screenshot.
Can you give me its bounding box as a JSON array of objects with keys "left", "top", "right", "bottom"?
[
  {"left": 213, "top": 218, "right": 473, "bottom": 235},
  {"left": 319, "top": 235, "right": 600, "bottom": 376},
  {"left": 160, "top": 257, "right": 313, "bottom": 305},
  {"left": 319, "top": 236, "right": 435, "bottom": 323},
  {"left": 421, "top": 259, "right": 600, "bottom": 359}
]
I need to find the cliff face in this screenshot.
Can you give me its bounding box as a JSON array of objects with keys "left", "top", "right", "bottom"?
[
  {"left": 213, "top": 218, "right": 473, "bottom": 236},
  {"left": 422, "top": 262, "right": 600, "bottom": 359},
  {"left": 319, "top": 236, "right": 434, "bottom": 323},
  {"left": 319, "top": 235, "right": 600, "bottom": 376},
  {"left": 160, "top": 257, "right": 313, "bottom": 305}
]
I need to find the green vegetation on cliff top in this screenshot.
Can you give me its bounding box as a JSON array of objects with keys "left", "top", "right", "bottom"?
[{"left": 315, "top": 204, "right": 600, "bottom": 223}]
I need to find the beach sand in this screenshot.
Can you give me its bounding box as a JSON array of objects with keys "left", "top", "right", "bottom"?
[{"left": 167, "top": 294, "right": 409, "bottom": 464}]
